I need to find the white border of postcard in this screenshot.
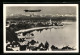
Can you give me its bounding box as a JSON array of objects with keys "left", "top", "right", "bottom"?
[{"left": 3, "top": 4, "right": 79, "bottom": 53}]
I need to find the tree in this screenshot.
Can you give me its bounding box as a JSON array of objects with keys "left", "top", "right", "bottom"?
[{"left": 44, "top": 41, "right": 49, "bottom": 50}]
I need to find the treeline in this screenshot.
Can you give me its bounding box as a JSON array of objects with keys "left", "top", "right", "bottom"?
[{"left": 7, "top": 16, "right": 76, "bottom": 21}]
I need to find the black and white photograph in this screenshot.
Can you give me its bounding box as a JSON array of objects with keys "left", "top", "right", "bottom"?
[{"left": 3, "top": 4, "right": 79, "bottom": 53}]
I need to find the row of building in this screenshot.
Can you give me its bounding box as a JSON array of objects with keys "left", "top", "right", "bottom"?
[{"left": 6, "top": 19, "right": 63, "bottom": 28}]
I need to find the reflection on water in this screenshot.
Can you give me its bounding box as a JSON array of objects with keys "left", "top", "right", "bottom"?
[{"left": 32, "top": 22, "right": 76, "bottom": 49}]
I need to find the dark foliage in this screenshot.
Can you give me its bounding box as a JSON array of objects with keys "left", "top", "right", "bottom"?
[
  {"left": 51, "top": 45, "right": 58, "bottom": 50},
  {"left": 61, "top": 46, "right": 74, "bottom": 50},
  {"left": 6, "top": 27, "right": 19, "bottom": 42}
]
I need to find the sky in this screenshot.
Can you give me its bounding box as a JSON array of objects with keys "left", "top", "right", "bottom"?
[{"left": 6, "top": 6, "right": 76, "bottom": 16}]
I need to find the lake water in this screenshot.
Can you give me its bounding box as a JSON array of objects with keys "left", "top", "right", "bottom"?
[{"left": 31, "top": 22, "right": 77, "bottom": 49}]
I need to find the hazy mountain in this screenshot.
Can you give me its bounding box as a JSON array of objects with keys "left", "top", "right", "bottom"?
[{"left": 6, "top": 14, "right": 76, "bottom": 21}]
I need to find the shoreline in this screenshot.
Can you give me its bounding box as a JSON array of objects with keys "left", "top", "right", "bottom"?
[{"left": 15, "top": 26, "right": 53, "bottom": 33}]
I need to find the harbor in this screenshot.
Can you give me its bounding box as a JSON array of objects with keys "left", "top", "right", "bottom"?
[{"left": 6, "top": 22, "right": 76, "bottom": 51}]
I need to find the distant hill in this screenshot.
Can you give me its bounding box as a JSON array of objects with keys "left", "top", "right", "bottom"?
[{"left": 6, "top": 14, "right": 76, "bottom": 21}]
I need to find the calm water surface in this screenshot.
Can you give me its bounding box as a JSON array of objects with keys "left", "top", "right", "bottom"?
[{"left": 32, "top": 22, "right": 77, "bottom": 49}]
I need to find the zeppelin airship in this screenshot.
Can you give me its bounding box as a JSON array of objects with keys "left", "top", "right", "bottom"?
[{"left": 24, "top": 9, "right": 41, "bottom": 12}]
